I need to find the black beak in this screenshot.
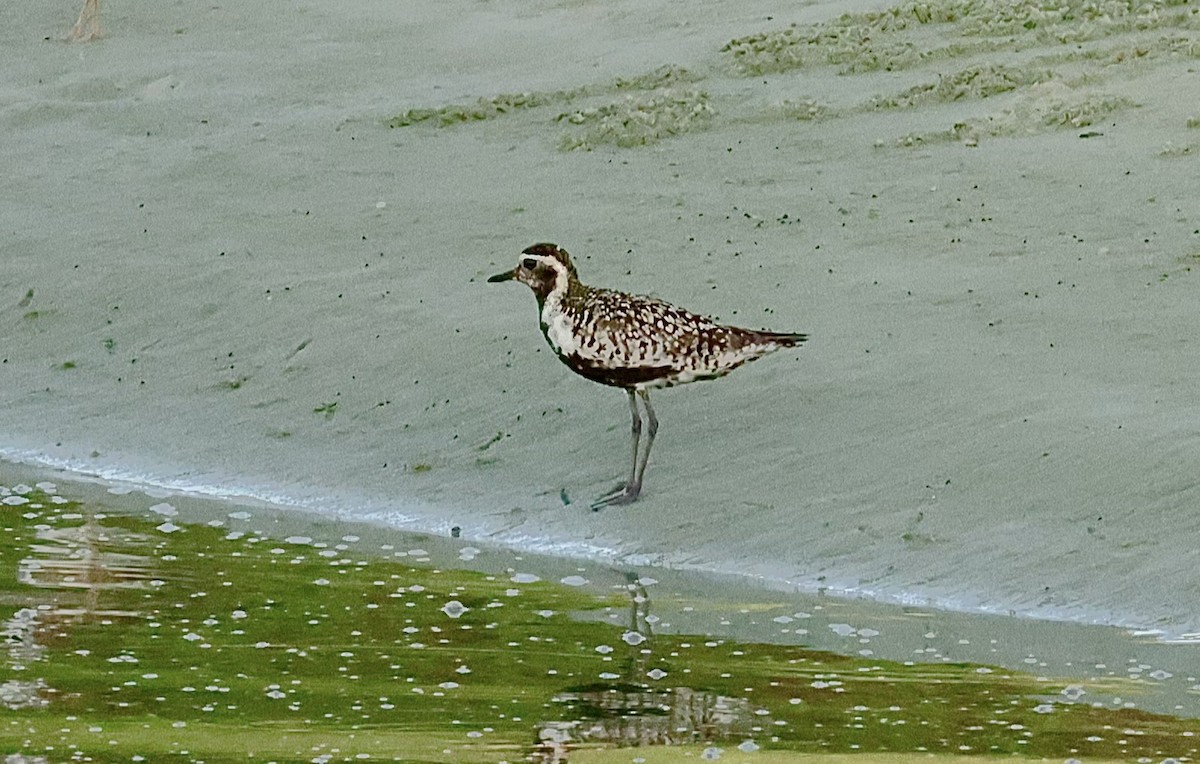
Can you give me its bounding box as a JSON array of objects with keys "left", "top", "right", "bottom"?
[{"left": 487, "top": 268, "right": 516, "bottom": 283}]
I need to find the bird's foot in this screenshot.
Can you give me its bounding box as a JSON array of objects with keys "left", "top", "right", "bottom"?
[{"left": 591, "top": 482, "right": 641, "bottom": 511}]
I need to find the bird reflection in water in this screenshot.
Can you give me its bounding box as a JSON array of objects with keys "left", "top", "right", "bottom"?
[{"left": 532, "top": 573, "right": 768, "bottom": 762}]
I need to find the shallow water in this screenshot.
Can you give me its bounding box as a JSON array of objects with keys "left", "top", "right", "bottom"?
[{"left": 1, "top": 464, "right": 1197, "bottom": 762}]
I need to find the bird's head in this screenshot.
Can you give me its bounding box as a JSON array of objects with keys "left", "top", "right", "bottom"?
[{"left": 487, "top": 243, "right": 579, "bottom": 303}]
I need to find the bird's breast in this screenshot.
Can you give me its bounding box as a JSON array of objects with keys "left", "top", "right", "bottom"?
[{"left": 539, "top": 300, "right": 580, "bottom": 357}]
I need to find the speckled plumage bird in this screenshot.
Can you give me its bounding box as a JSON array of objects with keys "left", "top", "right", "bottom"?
[{"left": 488, "top": 243, "right": 807, "bottom": 508}]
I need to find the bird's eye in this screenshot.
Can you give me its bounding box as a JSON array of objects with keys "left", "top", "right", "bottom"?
[{"left": 522, "top": 258, "right": 538, "bottom": 270}]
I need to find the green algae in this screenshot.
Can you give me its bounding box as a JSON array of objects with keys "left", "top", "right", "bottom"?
[
  {"left": 872, "top": 64, "right": 1058, "bottom": 110},
  {"left": 385, "top": 65, "right": 697, "bottom": 130},
  {"left": 557, "top": 90, "right": 715, "bottom": 150},
  {"left": 0, "top": 482, "right": 1197, "bottom": 762},
  {"left": 385, "top": 66, "right": 707, "bottom": 150},
  {"left": 313, "top": 401, "right": 338, "bottom": 419},
  {"left": 387, "top": 90, "right": 561, "bottom": 128},
  {"left": 721, "top": 0, "right": 1200, "bottom": 76},
  {"left": 384, "top": 0, "right": 1198, "bottom": 151}
]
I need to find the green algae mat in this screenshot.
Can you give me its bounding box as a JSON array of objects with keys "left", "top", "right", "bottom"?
[{"left": 0, "top": 480, "right": 1195, "bottom": 763}]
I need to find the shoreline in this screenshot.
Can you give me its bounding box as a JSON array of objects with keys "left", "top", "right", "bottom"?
[
  {"left": 2, "top": 456, "right": 1198, "bottom": 724},
  {"left": 5, "top": 472, "right": 1199, "bottom": 761},
  {"left": 2, "top": 448, "right": 1194, "bottom": 644}
]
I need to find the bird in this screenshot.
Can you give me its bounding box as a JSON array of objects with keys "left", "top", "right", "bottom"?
[{"left": 488, "top": 242, "right": 807, "bottom": 509}]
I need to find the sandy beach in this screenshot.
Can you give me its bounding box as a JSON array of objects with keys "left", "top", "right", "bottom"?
[{"left": 3, "top": 0, "right": 1200, "bottom": 637}]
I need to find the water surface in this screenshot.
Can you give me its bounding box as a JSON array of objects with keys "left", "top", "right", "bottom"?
[{"left": 2, "top": 467, "right": 1197, "bottom": 762}]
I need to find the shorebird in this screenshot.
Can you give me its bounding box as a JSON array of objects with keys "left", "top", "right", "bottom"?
[{"left": 488, "top": 243, "right": 807, "bottom": 509}]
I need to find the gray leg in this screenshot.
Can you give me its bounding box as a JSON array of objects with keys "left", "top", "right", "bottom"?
[
  {"left": 631, "top": 390, "right": 658, "bottom": 495},
  {"left": 624, "top": 389, "right": 641, "bottom": 491},
  {"left": 593, "top": 389, "right": 657, "bottom": 509}
]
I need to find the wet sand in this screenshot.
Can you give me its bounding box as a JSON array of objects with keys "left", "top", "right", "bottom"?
[{"left": 3, "top": 0, "right": 1200, "bottom": 636}]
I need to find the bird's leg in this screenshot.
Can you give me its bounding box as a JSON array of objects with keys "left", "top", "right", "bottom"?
[
  {"left": 593, "top": 390, "right": 658, "bottom": 509},
  {"left": 624, "top": 388, "right": 642, "bottom": 490},
  {"left": 630, "top": 390, "right": 658, "bottom": 496},
  {"left": 68, "top": 0, "right": 102, "bottom": 42},
  {"left": 592, "top": 389, "right": 643, "bottom": 510}
]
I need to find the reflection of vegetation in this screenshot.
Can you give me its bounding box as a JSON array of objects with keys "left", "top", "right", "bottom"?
[{"left": 0, "top": 484, "right": 1196, "bottom": 762}]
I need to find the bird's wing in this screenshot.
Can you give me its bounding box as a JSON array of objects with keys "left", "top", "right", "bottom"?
[{"left": 580, "top": 290, "right": 725, "bottom": 367}]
